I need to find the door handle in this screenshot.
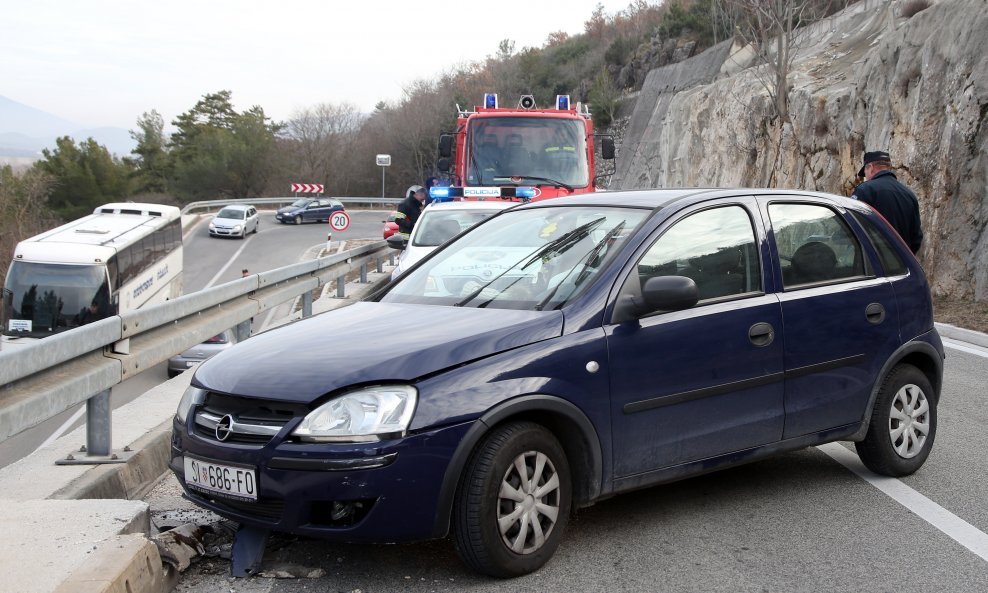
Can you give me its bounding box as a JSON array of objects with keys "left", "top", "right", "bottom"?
[
  {"left": 748, "top": 322, "right": 775, "bottom": 347},
  {"left": 865, "top": 303, "right": 886, "bottom": 325}
]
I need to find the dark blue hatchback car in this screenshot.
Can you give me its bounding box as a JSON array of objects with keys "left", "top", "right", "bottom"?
[{"left": 172, "top": 189, "right": 943, "bottom": 577}]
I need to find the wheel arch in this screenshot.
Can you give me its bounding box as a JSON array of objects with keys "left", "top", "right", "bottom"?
[
  {"left": 431, "top": 394, "right": 603, "bottom": 539},
  {"left": 848, "top": 337, "right": 943, "bottom": 441}
]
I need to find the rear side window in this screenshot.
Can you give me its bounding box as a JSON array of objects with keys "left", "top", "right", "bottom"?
[
  {"left": 769, "top": 203, "right": 866, "bottom": 289},
  {"left": 851, "top": 211, "right": 908, "bottom": 276},
  {"left": 634, "top": 205, "right": 762, "bottom": 302}
]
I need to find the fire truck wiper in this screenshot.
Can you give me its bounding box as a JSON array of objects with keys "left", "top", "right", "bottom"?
[{"left": 495, "top": 175, "right": 573, "bottom": 192}]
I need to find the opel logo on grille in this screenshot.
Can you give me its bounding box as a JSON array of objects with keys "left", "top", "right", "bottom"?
[{"left": 215, "top": 414, "right": 234, "bottom": 442}]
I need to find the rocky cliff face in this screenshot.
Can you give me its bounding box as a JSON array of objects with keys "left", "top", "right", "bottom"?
[{"left": 614, "top": 0, "right": 988, "bottom": 300}]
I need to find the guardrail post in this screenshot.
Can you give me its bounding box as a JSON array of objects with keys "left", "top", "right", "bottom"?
[
  {"left": 302, "top": 292, "right": 313, "bottom": 318},
  {"left": 376, "top": 257, "right": 383, "bottom": 274},
  {"left": 360, "top": 263, "right": 368, "bottom": 283},
  {"left": 337, "top": 276, "right": 346, "bottom": 298},
  {"left": 86, "top": 389, "right": 112, "bottom": 456},
  {"left": 389, "top": 253, "right": 395, "bottom": 266}
]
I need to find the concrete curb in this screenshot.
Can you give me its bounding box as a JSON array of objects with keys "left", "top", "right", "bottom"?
[
  {"left": 53, "top": 534, "right": 166, "bottom": 593},
  {"left": 934, "top": 322, "right": 988, "bottom": 349}
]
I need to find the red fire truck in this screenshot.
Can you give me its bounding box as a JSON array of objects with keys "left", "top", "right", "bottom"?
[{"left": 432, "top": 93, "right": 614, "bottom": 201}]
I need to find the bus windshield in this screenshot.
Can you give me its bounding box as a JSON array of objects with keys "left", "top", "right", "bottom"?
[
  {"left": 466, "top": 117, "right": 589, "bottom": 188},
  {"left": 2, "top": 261, "right": 113, "bottom": 338}
]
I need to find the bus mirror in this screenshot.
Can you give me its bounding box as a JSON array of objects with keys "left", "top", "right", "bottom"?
[
  {"left": 438, "top": 134, "right": 453, "bottom": 158},
  {"left": 601, "top": 136, "right": 615, "bottom": 160},
  {"left": 437, "top": 157, "right": 451, "bottom": 173}
]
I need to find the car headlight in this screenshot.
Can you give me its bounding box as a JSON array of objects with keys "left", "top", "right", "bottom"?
[
  {"left": 293, "top": 385, "right": 417, "bottom": 442},
  {"left": 176, "top": 386, "right": 206, "bottom": 425},
  {"left": 232, "top": 224, "right": 242, "bottom": 232},
  {"left": 208, "top": 222, "right": 216, "bottom": 229}
]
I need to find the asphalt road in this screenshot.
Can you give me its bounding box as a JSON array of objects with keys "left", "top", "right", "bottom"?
[
  {"left": 169, "top": 338, "right": 988, "bottom": 592},
  {"left": 0, "top": 209, "right": 390, "bottom": 469}
]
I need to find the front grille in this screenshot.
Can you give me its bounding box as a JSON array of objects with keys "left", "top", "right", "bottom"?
[
  {"left": 193, "top": 393, "right": 300, "bottom": 446},
  {"left": 188, "top": 489, "right": 285, "bottom": 520}
]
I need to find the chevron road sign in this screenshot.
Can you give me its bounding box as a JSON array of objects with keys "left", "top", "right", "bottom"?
[{"left": 291, "top": 183, "right": 325, "bottom": 193}]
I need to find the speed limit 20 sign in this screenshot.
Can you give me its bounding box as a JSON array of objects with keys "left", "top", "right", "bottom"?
[{"left": 330, "top": 211, "right": 350, "bottom": 231}]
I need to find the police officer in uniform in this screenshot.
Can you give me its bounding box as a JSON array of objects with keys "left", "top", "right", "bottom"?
[{"left": 851, "top": 150, "right": 924, "bottom": 254}]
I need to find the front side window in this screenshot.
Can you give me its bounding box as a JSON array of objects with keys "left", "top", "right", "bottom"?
[
  {"left": 629, "top": 205, "right": 762, "bottom": 304},
  {"left": 466, "top": 117, "right": 589, "bottom": 188},
  {"left": 382, "top": 206, "right": 648, "bottom": 310},
  {"left": 769, "top": 203, "right": 866, "bottom": 288},
  {"left": 2, "top": 262, "right": 113, "bottom": 337}
]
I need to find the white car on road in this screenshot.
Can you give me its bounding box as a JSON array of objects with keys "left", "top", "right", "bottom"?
[{"left": 389, "top": 200, "right": 516, "bottom": 279}]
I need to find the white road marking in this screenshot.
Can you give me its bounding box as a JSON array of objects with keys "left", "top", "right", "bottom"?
[
  {"left": 942, "top": 337, "right": 988, "bottom": 358},
  {"left": 818, "top": 442, "right": 988, "bottom": 562},
  {"left": 203, "top": 238, "right": 252, "bottom": 289},
  {"left": 35, "top": 407, "right": 85, "bottom": 451}
]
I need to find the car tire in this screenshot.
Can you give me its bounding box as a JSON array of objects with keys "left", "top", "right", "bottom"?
[
  {"left": 167, "top": 369, "right": 179, "bottom": 379},
  {"left": 855, "top": 363, "right": 937, "bottom": 477},
  {"left": 253, "top": 221, "right": 259, "bottom": 234},
  {"left": 294, "top": 215, "right": 302, "bottom": 225},
  {"left": 453, "top": 421, "right": 571, "bottom": 577}
]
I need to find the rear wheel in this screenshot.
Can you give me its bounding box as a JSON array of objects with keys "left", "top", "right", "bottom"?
[
  {"left": 855, "top": 364, "right": 937, "bottom": 476},
  {"left": 453, "top": 422, "right": 571, "bottom": 577}
]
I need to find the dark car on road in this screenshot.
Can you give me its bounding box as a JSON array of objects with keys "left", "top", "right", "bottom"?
[
  {"left": 172, "top": 189, "right": 943, "bottom": 577},
  {"left": 275, "top": 198, "right": 344, "bottom": 225}
]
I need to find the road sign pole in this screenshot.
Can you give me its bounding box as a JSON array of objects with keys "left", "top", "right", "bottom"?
[{"left": 381, "top": 166, "right": 386, "bottom": 198}]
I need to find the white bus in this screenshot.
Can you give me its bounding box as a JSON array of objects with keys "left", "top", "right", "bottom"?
[{"left": 2, "top": 202, "right": 183, "bottom": 347}]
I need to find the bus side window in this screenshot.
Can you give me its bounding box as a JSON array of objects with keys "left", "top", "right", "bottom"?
[
  {"left": 117, "top": 248, "right": 132, "bottom": 288},
  {"left": 167, "top": 219, "right": 181, "bottom": 253}
]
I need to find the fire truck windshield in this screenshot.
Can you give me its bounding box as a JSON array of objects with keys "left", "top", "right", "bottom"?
[{"left": 466, "top": 117, "right": 589, "bottom": 188}]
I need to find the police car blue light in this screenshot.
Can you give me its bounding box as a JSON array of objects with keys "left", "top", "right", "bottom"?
[
  {"left": 430, "top": 187, "right": 452, "bottom": 200},
  {"left": 515, "top": 186, "right": 537, "bottom": 198}
]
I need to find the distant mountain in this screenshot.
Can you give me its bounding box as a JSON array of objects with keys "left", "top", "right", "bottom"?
[{"left": 0, "top": 95, "right": 136, "bottom": 160}]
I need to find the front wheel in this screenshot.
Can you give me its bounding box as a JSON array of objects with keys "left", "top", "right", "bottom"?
[
  {"left": 453, "top": 422, "right": 571, "bottom": 577},
  {"left": 855, "top": 363, "right": 937, "bottom": 476},
  {"left": 294, "top": 215, "right": 302, "bottom": 225}
]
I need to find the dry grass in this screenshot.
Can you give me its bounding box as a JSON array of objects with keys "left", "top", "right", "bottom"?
[{"left": 933, "top": 296, "right": 988, "bottom": 334}]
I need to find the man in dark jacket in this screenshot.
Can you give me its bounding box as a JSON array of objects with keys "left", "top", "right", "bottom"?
[
  {"left": 851, "top": 150, "right": 924, "bottom": 254},
  {"left": 395, "top": 185, "right": 426, "bottom": 237}
]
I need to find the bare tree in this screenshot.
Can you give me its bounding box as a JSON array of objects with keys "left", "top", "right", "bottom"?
[
  {"left": 283, "top": 102, "right": 363, "bottom": 195},
  {"left": 0, "top": 166, "right": 55, "bottom": 287}
]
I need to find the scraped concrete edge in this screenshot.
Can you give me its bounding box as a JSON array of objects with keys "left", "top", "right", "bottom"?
[
  {"left": 935, "top": 322, "right": 988, "bottom": 349},
  {"left": 53, "top": 533, "right": 168, "bottom": 593}
]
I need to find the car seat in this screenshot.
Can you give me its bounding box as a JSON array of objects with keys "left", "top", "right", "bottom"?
[{"left": 790, "top": 241, "right": 837, "bottom": 284}]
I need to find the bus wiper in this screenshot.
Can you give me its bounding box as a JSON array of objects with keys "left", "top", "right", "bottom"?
[
  {"left": 453, "top": 217, "right": 604, "bottom": 308},
  {"left": 494, "top": 175, "right": 573, "bottom": 192}
]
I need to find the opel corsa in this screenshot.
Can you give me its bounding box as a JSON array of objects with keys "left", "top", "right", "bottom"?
[{"left": 172, "top": 189, "right": 943, "bottom": 577}]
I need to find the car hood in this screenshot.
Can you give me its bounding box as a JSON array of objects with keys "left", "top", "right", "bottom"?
[
  {"left": 193, "top": 301, "right": 563, "bottom": 402},
  {"left": 212, "top": 216, "right": 243, "bottom": 226}
]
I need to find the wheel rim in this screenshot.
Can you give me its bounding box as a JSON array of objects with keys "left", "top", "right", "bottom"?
[
  {"left": 497, "top": 450, "right": 561, "bottom": 555},
  {"left": 888, "top": 383, "right": 930, "bottom": 459}
]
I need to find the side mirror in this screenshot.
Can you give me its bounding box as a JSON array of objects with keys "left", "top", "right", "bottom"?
[
  {"left": 613, "top": 275, "right": 698, "bottom": 323},
  {"left": 600, "top": 136, "right": 615, "bottom": 160},
  {"left": 438, "top": 134, "right": 453, "bottom": 158},
  {"left": 437, "top": 157, "right": 451, "bottom": 173},
  {"left": 386, "top": 234, "right": 407, "bottom": 251}
]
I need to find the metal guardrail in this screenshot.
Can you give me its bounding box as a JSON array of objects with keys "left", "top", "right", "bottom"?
[
  {"left": 181, "top": 196, "right": 401, "bottom": 215},
  {"left": 0, "top": 240, "right": 392, "bottom": 459}
]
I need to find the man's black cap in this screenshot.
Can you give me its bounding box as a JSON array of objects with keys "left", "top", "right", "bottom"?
[{"left": 858, "top": 150, "right": 891, "bottom": 177}]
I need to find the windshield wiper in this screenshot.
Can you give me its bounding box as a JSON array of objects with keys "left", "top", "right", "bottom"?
[
  {"left": 453, "top": 217, "right": 604, "bottom": 308},
  {"left": 534, "top": 221, "right": 627, "bottom": 311},
  {"left": 494, "top": 175, "right": 573, "bottom": 192},
  {"left": 470, "top": 146, "right": 485, "bottom": 185}
]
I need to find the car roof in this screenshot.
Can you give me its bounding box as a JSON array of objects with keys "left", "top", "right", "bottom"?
[
  {"left": 219, "top": 204, "right": 250, "bottom": 211},
  {"left": 516, "top": 188, "right": 854, "bottom": 211}
]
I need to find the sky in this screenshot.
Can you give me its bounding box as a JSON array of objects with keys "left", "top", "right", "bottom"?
[{"left": 2, "top": 0, "right": 638, "bottom": 130}]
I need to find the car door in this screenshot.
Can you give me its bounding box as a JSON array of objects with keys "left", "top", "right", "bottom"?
[
  {"left": 761, "top": 199, "right": 900, "bottom": 438},
  {"left": 248, "top": 207, "right": 258, "bottom": 232},
  {"left": 606, "top": 200, "right": 785, "bottom": 478}
]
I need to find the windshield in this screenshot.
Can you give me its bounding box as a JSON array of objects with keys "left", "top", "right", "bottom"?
[
  {"left": 466, "top": 117, "right": 589, "bottom": 188},
  {"left": 411, "top": 209, "right": 504, "bottom": 248},
  {"left": 216, "top": 208, "right": 245, "bottom": 219},
  {"left": 382, "top": 206, "right": 646, "bottom": 310},
  {"left": 2, "top": 261, "right": 113, "bottom": 338}
]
